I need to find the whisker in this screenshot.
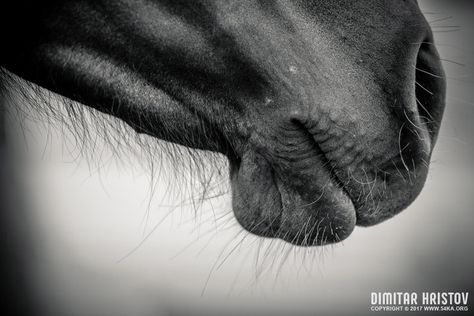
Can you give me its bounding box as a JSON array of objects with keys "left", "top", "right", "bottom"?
[
  {"left": 415, "top": 97, "right": 436, "bottom": 122},
  {"left": 433, "top": 28, "right": 462, "bottom": 33},
  {"left": 415, "top": 67, "right": 444, "bottom": 79},
  {"left": 428, "top": 16, "right": 452, "bottom": 24},
  {"left": 415, "top": 81, "right": 434, "bottom": 95},
  {"left": 439, "top": 58, "right": 465, "bottom": 67},
  {"left": 431, "top": 25, "right": 461, "bottom": 29}
]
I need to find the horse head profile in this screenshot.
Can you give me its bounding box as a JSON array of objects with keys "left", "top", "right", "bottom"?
[{"left": 0, "top": 0, "right": 446, "bottom": 246}]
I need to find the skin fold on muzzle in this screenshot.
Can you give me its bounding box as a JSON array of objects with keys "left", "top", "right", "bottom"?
[{"left": 0, "top": 0, "right": 446, "bottom": 246}]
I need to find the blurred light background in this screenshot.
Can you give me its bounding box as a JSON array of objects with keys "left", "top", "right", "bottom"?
[{"left": 2, "top": 1, "right": 474, "bottom": 315}]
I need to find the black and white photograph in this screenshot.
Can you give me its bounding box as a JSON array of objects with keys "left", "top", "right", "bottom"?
[{"left": 1, "top": 1, "right": 473, "bottom": 315}]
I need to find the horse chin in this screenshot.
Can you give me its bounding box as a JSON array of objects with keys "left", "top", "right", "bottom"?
[{"left": 229, "top": 149, "right": 357, "bottom": 247}]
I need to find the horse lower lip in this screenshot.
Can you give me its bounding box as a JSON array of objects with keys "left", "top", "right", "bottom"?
[
  {"left": 273, "top": 175, "right": 356, "bottom": 246},
  {"left": 230, "top": 146, "right": 357, "bottom": 246}
]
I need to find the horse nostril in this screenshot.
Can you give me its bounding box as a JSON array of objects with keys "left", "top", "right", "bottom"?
[{"left": 414, "top": 38, "right": 447, "bottom": 141}]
